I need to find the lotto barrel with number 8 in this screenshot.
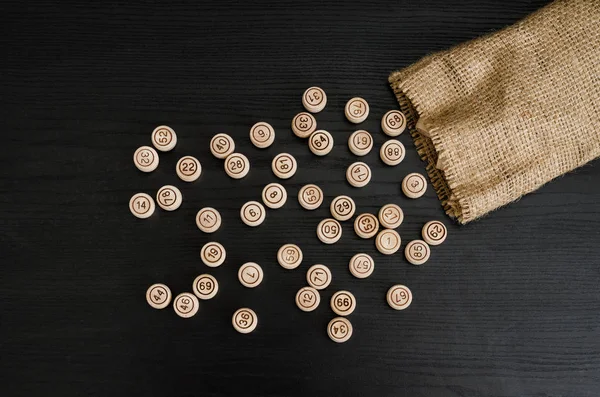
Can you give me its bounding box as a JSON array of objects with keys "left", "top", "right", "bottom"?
[{"left": 262, "top": 183, "right": 287, "bottom": 209}]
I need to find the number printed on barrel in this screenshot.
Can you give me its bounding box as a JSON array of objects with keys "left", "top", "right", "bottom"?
[
  {"left": 327, "top": 317, "right": 353, "bottom": 343},
  {"left": 146, "top": 283, "right": 172, "bottom": 309},
  {"left": 130, "top": 193, "right": 156, "bottom": 219},
  {"left": 200, "top": 241, "right": 226, "bottom": 267},
  {"left": 295, "top": 286, "right": 320, "bottom": 312},
  {"left": 386, "top": 284, "right": 412, "bottom": 310},
  {"left": 291, "top": 112, "right": 317, "bottom": 138},
  {"left": 354, "top": 213, "right": 379, "bottom": 239},
  {"left": 380, "top": 140, "right": 406, "bottom": 166},
  {"left": 402, "top": 173, "right": 428, "bottom": 199},
  {"left": 156, "top": 185, "right": 182, "bottom": 211},
  {"left": 302, "top": 86, "right": 327, "bottom": 113},
  {"left": 405, "top": 240, "right": 431, "bottom": 265},
  {"left": 344, "top": 97, "right": 369, "bottom": 124},
  {"left": 133, "top": 146, "right": 159, "bottom": 172},
  {"left": 330, "top": 290, "right": 356, "bottom": 316},
  {"left": 277, "top": 243, "right": 303, "bottom": 270},
  {"left": 378, "top": 204, "right": 404, "bottom": 229},
  {"left": 308, "top": 130, "right": 334, "bottom": 156},
  {"left": 346, "top": 162, "right": 371, "bottom": 187},
  {"left": 306, "top": 264, "right": 332, "bottom": 290},
  {"left": 151, "top": 125, "right": 177, "bottom": 152},
  {"left": 272, "top": 153, "right": 297, "bottom": 179},
  {"left": 375, "top": 229, "right": 401, "bottom": 255},
  {"left": 298, "top": 184, "right": 323, "bottom": 210},
  {"left": 193, "top": 274, "right": 219, "bottom": 300},
  {"left": 348, "top": 130, "right": 373, "bottom": 156},
  {"left": 232, "top": 308, "right": 258, "bottom": 334},
  {"left": 381, "top": 110, "right": 407, "bottom": 136},
  {"left": 225, "top": 153, "right": 250, "bottom": 179},
  {"left": 240, "top": 201, "right": 266, "bottom": 227},
  {"left": 210, "top": 133, "right": 235, "bottom": 159},
  {"left": 348, "top": 253, "right": 374, "bottom": 279},
  {"left": 196, "top": 207, "right": 222, "bottom": 233},
  {"left": 249, "top": 122, "right": 275, "bottom": 149},
  {"left": 317, "top": 218, "right": 342, "bottom": 244},
  {"left": 262, "top": 183, "right": 287, "bottom": 209},
  {"left": 173, "top": 292, "right": 199, "bottom": 318},
  {"left": 330, "top": 195, "right": 356, "bottom": 221},
  {"left": 422, "top": 220, "right": 447, "bottom": 246},
  {"left": 238, "top": 262, "right": 264, "bottom": 288},
  {"left": 176, "top": 156, "right": 202, "bottom": 182}
]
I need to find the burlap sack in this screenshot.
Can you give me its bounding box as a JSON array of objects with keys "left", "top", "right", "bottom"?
[{"left": 389, "top": 0, "right": 600, "bottom": 224}]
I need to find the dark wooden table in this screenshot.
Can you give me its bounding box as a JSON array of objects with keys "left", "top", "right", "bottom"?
[{"left": 3, "top": 1, "right": 599, "bottom": 396}]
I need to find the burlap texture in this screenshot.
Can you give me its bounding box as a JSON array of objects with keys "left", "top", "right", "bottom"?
[{"left": 389, "top": 0, "right": 600, "bottom": 224}]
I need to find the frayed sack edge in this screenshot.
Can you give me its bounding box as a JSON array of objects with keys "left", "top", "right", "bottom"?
[{"left": 389, "top": 72, "right": 472, "bottom": 224}]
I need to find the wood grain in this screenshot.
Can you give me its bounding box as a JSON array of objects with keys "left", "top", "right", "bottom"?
[{"left": 4, "top": 0, "right": 600, "bottom": 396}]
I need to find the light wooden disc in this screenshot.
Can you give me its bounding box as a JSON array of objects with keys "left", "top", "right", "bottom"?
[
  {"left": 272, "top": 153, "right": 297, "bottom": 179},
  {"left": 380, "top": 140, "right": 406, "bottom": 166},
  {"left": 240, "top": 201, "right": 266, "bottom": 227},
  {"left": 133, "top": 146, "right": 159, "bottom": 172},
  {"left": 151, "top": 125, "right": 177, "bottom": 152},
  {"left": 291, "top": 112, "right": 317, "bottom": 138},
  {"left": 277, "top": 243, "right": 303, "bottom": 270},
  {"left": 192, "top": 274, "right": 219, "bottom": 300},
  {"left": 156, "top": 185, "right": 182, "bottom": 211},
  {"left": 302, "top": 86, "right": 327, "bottom": 113},
  {"left": 386, "top": 284, "right": 412, "bottom": 310},
  {"left": 238, "top": 262, "right": 264, "bottom": 288},
  {"left": 130, "top": 193, "right": 155, "bottom": 219},
  {"left": 330, "top": 195, "right": 356, "bottom": 221},
  {"left": 196, "top": 207, "right": 222, "bottom": 233},
  {"left": 381, "top": 110, "right": 407, "bottom": 136},
  {"left": 200, "top": 241, "right": 226, "bottom": 267},
  {"left": 306, "top": 264, "right": 332, "bottom": 290},
  {"left": 146, "top": 283, "right": 172, "bottom": 309},
  {"left": 262, "top": 183, "right": 287, "bottom": 209},
  {"left": 317, "top": 218, "right": 342, "bottom": 244},
  {"left": 422, "top": 220, "right": 448, "bottom": 246},
  {"left": 298, "top": 184, "right": 323, "bottom": 210},
  {"left": 250, "top": 122, "right": 275, "bottom": 148},
  {"left": 210, "top": 133, "right": 235, "bottom": 159},
  {"left": 348, "top": 253, "right": 374, "bottom": 279},
  {"left": 375, "top": 229, "right": 401, "bottom": 255},
  {"left": 295, "top": 286, "right": 320, "bottom": 312},
  {"left": 348, "top": 130, "right": 373, "bottom": 156},
  {"left": 224, "top": 153, "right": 250, "bottom": 179},
  {"left": 344, "top": 97, "right": 369, "bottom": 124},
  {"left": 232, "top": 308, "right": 258, "bottom": 334},
  {"left": 378, "top": 204, "right": 404, "bottom": 229},
  {"left": 405, "top": 239, "right": 431, "bottom": 265},
  {"left": 330, "top": 290, "right": 356, "bottom": 316},
  {"left": 173, "top": 292, "right": 199, "bottom": 318},
  {"left": 308, "top": 130, "right": 334, "bottom": 156},
  {"left": 327, "top": 317, "right": 353, "bottom": 343},
  {"left": 354, "top": 213, "right": 379, "bottom": 239},
  {"left": 176, "top": 156, "right": 202, "bottom": 182},
  {"left": 346, "top": 162, "right": 371, "bottom": 188},
  {"left": 402, "top": 173, "right": 427, "bottom": 199}
]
